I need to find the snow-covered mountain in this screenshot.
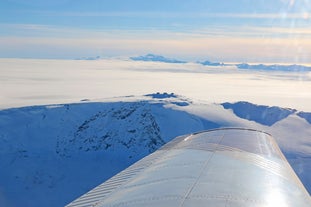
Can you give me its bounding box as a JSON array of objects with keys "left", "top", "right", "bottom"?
[
  {"left": 129, "top": 54, "right": 311, "bottom": 72},
  {"left": 236, "top": 63, "right": 311, "bottom": 71},
  {"left": 298, "top": 112, "right": 311, "bottom": 124},
  {"left": 198, "top": 60, "right": 226, "bottom": 66},
  {"left": 0, "top": 93, "right": 310, "bottom": 207},
  {"left": 222, "top": 101, "right": 297, "bottom": 126},
  {"left": 130, "top": 54, "right": 187, "bottom": 63},
  {"left": 75, "top": 56, "right": 101, "bottom": 60}
]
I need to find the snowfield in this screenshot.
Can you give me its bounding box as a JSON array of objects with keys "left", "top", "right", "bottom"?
[{"left": 0, "top": 58, "right": 311, "bottom": 207}]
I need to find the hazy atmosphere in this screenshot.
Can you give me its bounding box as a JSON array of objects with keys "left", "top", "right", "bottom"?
[{"left": 1, "top": 0, "right": 311, "bottom": 63}]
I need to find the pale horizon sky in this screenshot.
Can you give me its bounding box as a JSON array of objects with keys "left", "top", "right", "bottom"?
[{"left": 1, "top": 0, "right": 311, "bottom": 63}]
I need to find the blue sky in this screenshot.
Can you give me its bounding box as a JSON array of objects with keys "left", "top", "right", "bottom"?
[{"left": 1, "top": 0, "right": 311, "bottom": 63}]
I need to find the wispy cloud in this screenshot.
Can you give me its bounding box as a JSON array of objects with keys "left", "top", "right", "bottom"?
[
  {"left": 33, "top": 10, "right": 311, "bottom": 20},
  {"left": 1, "top": 23, "right": 310, "bottom": 63},
  {"left": 1, "top": 32, "right": 310, "bottom": 63},
  {"left": 2, "top": 0, "right": 310, "bottom": 62},
  {"left": 2, "top": 23, "right": 311, "bottom": 39}
]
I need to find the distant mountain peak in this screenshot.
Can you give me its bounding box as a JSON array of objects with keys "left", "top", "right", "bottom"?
[
  {"left": 145, "top": 92, "right": 177, "bottom": 99},
  {"left": 130, "top": 54, "right": 187, "bottom": 63},
  {"left": 236, "top": 63, "right": 311, "bottom": 71},
  {"left": 75, "top": 56, "right": 101, "bottom": 60},
  {"left": 198, "top": 60, "right": 225, "bottom": 66}
]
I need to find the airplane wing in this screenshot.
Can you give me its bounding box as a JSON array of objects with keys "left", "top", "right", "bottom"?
[{"left": 65, "top": 128, "right": 311, "bottom": 207}]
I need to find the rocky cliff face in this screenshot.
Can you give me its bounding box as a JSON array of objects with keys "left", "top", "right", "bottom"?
[{"left": 57, "top": 102, "right": 165, "bottom": 158}]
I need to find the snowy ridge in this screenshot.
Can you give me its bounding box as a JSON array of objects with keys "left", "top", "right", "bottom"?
[
  {"left": 130, "top": 54, "right": 187, "bottom": 63},
  {"left": 236, "top": 63, "right": 311, "bottom": 71},
  {"left": 75, "top": 56, "right": 101, "bottom": 60},
  {"left": 198, "top": 60, "right": 226, "bottom": 66},
  {"left": 0, "top": 93, "right": 310, "bottom": 207},
  {"left": 297, "top": 112, "right": 311, "bottom": 124},
  {"left": 57, "top": 101, "right": 165, "bottom": 157},
  {"left": 129, "top": 54, "right": 311, "bottom": 72},
  {"left": 222, "top": 101, "right": 296, "bottom": 126}
]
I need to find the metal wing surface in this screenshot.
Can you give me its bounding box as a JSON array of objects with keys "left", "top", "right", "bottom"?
[{"left": 66, "top": 128, "right": 311, "bottom": 207}]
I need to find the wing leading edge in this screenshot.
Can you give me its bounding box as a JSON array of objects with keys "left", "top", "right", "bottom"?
[{"left": 65, "top": 128, "right": 311, "bottom": 207}]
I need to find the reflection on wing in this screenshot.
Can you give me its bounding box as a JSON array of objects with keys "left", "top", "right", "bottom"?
[{"left": 65, "top": 128, "right": 311, "bottom": 207}]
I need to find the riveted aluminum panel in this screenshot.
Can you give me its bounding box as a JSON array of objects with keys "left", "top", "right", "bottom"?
[{"left": 65, "top": 128, "right": 311, "bottom": 207}]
